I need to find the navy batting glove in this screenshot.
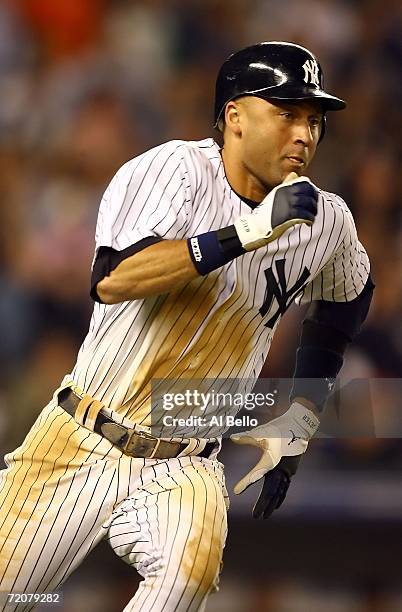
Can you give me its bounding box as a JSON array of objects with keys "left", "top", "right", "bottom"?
[
  {"left": 252, "top": 454, "right": 302, "bottom": 519},
  {"left": 271, "top": 181, "right": 318, "bottom": 228},
  {"left": 234, "top": 174, "right": 319, "bottom": 251}
]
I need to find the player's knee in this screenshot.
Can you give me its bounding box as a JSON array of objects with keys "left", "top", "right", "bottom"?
[{"left": 113, "top": 537, "right": 222, "bottom": 593}]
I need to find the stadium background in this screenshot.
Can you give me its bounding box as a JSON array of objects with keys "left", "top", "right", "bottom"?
[{"left": 0, "top": 0, "right": 401, "bottom": 610}]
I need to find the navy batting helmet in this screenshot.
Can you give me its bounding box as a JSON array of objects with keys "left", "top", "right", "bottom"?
[{"left": 214, "top": 41, "right": 346, "bottom": 139}]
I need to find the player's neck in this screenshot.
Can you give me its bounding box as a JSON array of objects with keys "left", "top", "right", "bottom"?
[{"left": 220, "top": 146, "right": 267, "bottom": 203}]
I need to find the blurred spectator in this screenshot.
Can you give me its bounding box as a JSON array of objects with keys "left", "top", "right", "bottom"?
[{"left": 14, "top": 0, "right": 106, "bottom": 61}]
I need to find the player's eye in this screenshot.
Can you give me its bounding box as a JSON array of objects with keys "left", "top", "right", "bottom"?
[
  {"left": 309, "top": 117, "right": 322, "bottom": 128},
  {"left": 280, "top": 112, "right": 293, "bottom": 120}
]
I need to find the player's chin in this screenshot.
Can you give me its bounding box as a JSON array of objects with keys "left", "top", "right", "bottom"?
[{"left": 263, "top": 168, "right": 288, "bottom": 190}]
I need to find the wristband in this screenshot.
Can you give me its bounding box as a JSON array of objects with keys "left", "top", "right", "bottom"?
[{"left": 187, "top": 226, "right": 245, "bottom": 275}]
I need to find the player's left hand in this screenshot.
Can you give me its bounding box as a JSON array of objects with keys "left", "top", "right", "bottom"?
[{"left": 230, "top": 402, "right": 319, "bottom": 518}]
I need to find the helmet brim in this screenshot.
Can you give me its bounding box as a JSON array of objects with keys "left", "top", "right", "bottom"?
[
  {"left": 259, "top": 88, "right": 346, "bottom": 111},
  {"left": 214, "top": 87, "right": 346, "bottom": 129}
]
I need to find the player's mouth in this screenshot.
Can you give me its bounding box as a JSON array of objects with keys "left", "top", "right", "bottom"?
[{"left": 285, "top": 155, "right": 306, "bottom": 168}]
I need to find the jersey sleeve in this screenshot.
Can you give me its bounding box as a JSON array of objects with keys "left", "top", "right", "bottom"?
[
  {"left": 296, "top": 205, "right": 370, "bottom": 304},
  {"left": 93, "top": 141, "right": 192, "bottom": 260}
]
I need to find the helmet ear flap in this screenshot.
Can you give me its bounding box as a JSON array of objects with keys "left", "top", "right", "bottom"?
[{"left": 318, "top": 114, "right": 326, "bottom": 143}]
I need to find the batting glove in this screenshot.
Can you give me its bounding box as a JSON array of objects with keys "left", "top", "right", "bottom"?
[
  {"left": 234, "top": 173, "right": 318, "bottom": 251},
  {"left": 231, "top": 402, "right": 319, "bottom": 518}
]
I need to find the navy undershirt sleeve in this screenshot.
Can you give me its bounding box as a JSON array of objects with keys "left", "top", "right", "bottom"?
[{"left": 90, "top": 236, "right": 163, "bottom": 302}]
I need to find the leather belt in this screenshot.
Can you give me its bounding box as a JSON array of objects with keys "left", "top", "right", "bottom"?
[{"left": 57, "top": 388, "right": 216, "bottom": 460}]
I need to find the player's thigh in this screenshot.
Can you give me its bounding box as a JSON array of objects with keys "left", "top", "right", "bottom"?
[
  {"left": 107, "top": 459, "right": 228, "bottom": 610},
  {"left": 0, "top": 399, "right": 122, "bottom": 602}
]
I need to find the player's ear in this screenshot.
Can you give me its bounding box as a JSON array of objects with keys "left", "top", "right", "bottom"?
[{"left": 224, "top": 101, "right": 242, "bottom": 137}]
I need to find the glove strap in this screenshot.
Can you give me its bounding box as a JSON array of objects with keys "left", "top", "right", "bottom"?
[
  {"left": 234, "top": 215, "right": 273, "bottom": 251},
  {"left": 288, "top": 402, "right": 320, "bottom": 438}
]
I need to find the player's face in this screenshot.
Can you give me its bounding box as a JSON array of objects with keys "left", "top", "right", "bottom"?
[{"left": 234, "top": 97, "right": 323, "bottom": 196}]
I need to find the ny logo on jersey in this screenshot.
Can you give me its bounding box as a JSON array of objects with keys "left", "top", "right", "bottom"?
[
  {"left": 302, "top": 59, "right": 320, "bottom": 87},
  {"left": 259, "top": 259, "right": 310, "bottom": 328}
]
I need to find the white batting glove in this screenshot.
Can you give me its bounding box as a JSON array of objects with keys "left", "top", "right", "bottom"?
[
  {"left": 234, "top": 173, "right": 318, "bottom": 251},
  {"left": 231, "top": 402, "right": 319, "bottom": 495}
]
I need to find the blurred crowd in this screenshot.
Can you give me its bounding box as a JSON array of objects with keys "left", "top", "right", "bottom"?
[
  {"left": 0, "top": 0, "right": 401, "bottom": 449},
  {"left": 0, "top": 0, "right": 401, "bottom": 471},
  {"left": 0, "top": 0, "right": 401, "bottom": 468},
  {"left": 0, "top": 1, "right": 401, "bottom": 610}
]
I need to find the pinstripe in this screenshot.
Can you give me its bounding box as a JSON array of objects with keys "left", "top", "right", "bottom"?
[
  {"left": 293, "top": 219, "right": 313, "bottom": 286},
  {"left": 117, "top": 462, "right": 227, "bottom": 612},
  {"left": 130, "top": 158, "right": 182, "bottom": 231},
  {"left": 310, "top": 198, "right": 330, "bottom": 272},
  {"left": 152, "top": 180, "right": 186, "bottom": 232},
  {"left": 52, "top": 465, "right": 116, "bottom": 589},
  {"left": 5, "top": 426, "right": 94, "bottom": 589},
  {"left": 184, "top": 470, "right": 221, "bottom": 611},
  {"left": 110, "top": 156, "right": 149, "bottom": 236},
  {"left": 114, "top": 456, "right": 122, "bottom": 507},
  {"left": 224, "top": 311, "right": 267, "bottom": 378},
  {"left": 86, "top": 302, "right": 161, "bottom": 396},
  {"left": 4, "top": 436, "right": 112, "bottom": 594},
  {"left": 188, "top": 254, "right": 259, "bottom": 377},
  {"left": 154, "top": 491, "right": 161, "bottom": 555},
  {"left": 0, "top": 410, "right": 71, "bottom": 536},
  {"left": 115, "top": 277, "right": 217, "bottom": 417},
  {"left": 160, "top": 470, "right": 200, "bottom": 611},
  {"left": 0, "top": 407, "right": 59, "bottom": 520},
  {"left": 88, "top": 301, "right": 133, "bottom": 351},
  {"left": 88, "top": 297, "right": 164, "bottom": 390},
  {"left": 301, "top": 194, "right": 326, "bottom": 283},
  {"left": 353, "top": 243, "right": 366, "bottom": 286},
  {"left": 113, "top": 145, "right": 174, "bottom": 237},
  {"left": 137, "top": 271, "right": 231, "bottom": 415},
  {"left": 125, "top": 491, "right": 165, "bottom": 611},
  {"left": 175, "top": 468, "right": 214, "bottom": 611},
  {"left": 349, "top": 237, "right": 359, "bottom": 293},
  {"left": 19, "top": 463, "right": 112, "bottom": 610},
  {"left": 197, "top": 256, "right": 260, "bottom": 377},
  {"left": 190, "top": 182, "right": 215, "bottom": 235},
  {"left": 285, "top": 224, "right": 303, "bottom": 288},
  {"left": 143, "top": 494, "right": 153, "bottom": 555},
  {"left": 135, "top": 483, "right": 183, "bottom": 612},
  {"left": 165, "top": 209, "right": 189, "bottom": 239},
  {"left": 88, "top": 297, "right": 165, "bottom": 400},
  {"left": 341, "top": 245, "right": 347, "bottom": 298},
  {"left": 332, "top": 257, "right": 337, "bottom": 301},
  {"left": 106, "top": 531, "right": 144, "bottom": 543},
  {"left": 142, "top": 479, "right": 186, "bottom": 610},
  {"left": 326, "top": 198, "right": 346, "bottom": 252}
]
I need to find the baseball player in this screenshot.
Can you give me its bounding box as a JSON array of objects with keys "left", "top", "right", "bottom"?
[{"left": 0, "top": 42, "right": 373, "bottom": 611}]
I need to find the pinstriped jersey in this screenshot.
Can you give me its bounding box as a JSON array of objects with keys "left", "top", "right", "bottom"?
[{"left": 66, "top": 138, "right": 370, "bottom": 425}]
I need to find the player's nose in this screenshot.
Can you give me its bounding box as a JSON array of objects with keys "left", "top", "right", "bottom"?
[{"left": 293, "top": 121, "right": 314, "bottom": 146}]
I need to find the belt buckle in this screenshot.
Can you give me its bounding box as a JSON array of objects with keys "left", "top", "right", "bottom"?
[{"left": 124, "top": 430, "right": 161, "bottom": 459}]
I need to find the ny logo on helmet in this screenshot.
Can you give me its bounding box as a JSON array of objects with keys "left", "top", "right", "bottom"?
[{"left": 302, "top": 59, "right": 320, "bottom": 87}]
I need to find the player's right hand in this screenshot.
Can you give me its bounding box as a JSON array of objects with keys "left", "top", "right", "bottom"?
[{"left": 234, "top": 172, "right": 318, "bottom": 251}]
